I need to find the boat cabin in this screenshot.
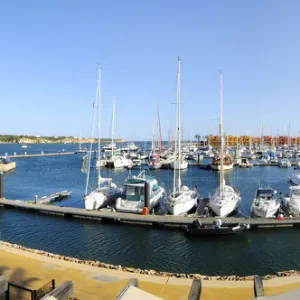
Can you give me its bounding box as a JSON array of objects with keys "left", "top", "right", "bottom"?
[
  {"left": 256, "top": 189, "right": 276, "bottom": 200},
  {"left": 121, "top": 176, "right": 160, "bottom": 201}
]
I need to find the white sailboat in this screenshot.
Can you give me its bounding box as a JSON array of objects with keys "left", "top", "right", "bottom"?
[
  {"left": 209, "top": 71, "right": 240, "bottom": 217},
  {"left": 83, "top": 66, "right": 121, "bottom": 210},
  {"left": 165, "top": 57, "right": 198, "bottom": 216},
  {"left": 75, "top": 130, "right": 87, "bottom": 154},
  {"left": 105, "top": 100, "right": 132, "bottom": 168}
]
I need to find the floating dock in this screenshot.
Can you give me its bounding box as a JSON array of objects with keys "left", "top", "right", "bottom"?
[
  {"left": 27, "top": 190, "right": 71, "bottom": 204},
  {"left": 6, "top": 152, "right": 75, "bottom": 158},
  {"left": 0, "top": 162, "right": 16, "bottom": 173},
  {"left": 0, "top": 197, "right": 300, "bottom": 229}
]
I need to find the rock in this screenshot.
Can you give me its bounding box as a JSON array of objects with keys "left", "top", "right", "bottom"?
[{"left": 191, "top": 274, "right": 202, "bottom": 279}]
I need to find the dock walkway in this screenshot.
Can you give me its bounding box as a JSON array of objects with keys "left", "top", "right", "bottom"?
[
  {"left": 0, "top": 198, "right": 300, "bottom": 229},
  {"left": 6, "top": 152, "right": 75, "bottom": 158}
]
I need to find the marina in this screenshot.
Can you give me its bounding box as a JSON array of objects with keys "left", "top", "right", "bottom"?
[{"left": 2, "top": 142, "right": 300, "bottom": 277}]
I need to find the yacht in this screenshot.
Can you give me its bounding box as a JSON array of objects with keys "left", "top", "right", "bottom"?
[
  {"left": 279, "top": 158, "right": 291, "bottom": 168},
  {"left": 238, "top": 157, "right": 253, "bottom": 168},
  {"left": 284, "top": 186, "right": 300, "bottom": 216},
  {"left": 251, "top": 187, "right": 280, "bottom": 218},
  {"left": 115, "top": 170, "right": 165, "bottom": 214},
  {"left": 170, "top": 158, "right": 188, "bottom": 170},
  {"left": 290, "top": 172, "right": 300, "bottom": 185},
  {"left": 211, "top": 153, "right": 234, "bottom": 171},
  {"left": 102, "top": 143, "right": 117, "bottom": 152},
  {"left": 83, "top": 66, "right": 121, "bottom": 210},
  {"left": 164, "top": 58, "right": 198, "bottom": 215},
  {"left": 208, "top": 71, "right": 240, "bottom": 217}
]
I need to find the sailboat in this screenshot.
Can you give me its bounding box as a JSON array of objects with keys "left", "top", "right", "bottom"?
[
  {"left": 75, "top": 131, "right": 87, "bottom": 154},
  {"left": 148, "top": 106, "right": 164, "bottom": 170},
  {"left": 105, "top": 100, "right": 133, "bottom": 168},
  {"left": 83, "top": 66, "right": 121, "bottom": 210},
  {"left": 209, "top": 71, "right": 240, "bottom": 217},
  {"left": 165, "top": 57, "right": 198, "bottom": 215}
]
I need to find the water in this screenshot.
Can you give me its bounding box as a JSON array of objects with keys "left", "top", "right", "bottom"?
[{"left": 0, "top": 143, "right": 298, "bottom": 276}]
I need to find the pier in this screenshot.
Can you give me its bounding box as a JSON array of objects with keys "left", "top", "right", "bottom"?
[
  {"left": 1, "top": 197, "right": 300, "bottom": 229},
  {"left": 27, "top": 190, "right": 71, "bottom": 204},
  {"left": 5, "top": 151, "right": 75, "bottom": 158}
]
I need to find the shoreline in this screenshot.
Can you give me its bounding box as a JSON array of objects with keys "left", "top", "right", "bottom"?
[{"left": 1, "top": 240, "right": 299, "bottom": 282}]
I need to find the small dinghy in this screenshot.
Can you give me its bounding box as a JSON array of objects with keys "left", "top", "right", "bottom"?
[{"left": 186, "top": 219, "right": 250, "bottom": 236}]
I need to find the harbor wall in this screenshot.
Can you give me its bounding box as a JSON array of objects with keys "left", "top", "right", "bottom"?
[{"left": 1, "top": 240, "right": 299, "bottom": 281}]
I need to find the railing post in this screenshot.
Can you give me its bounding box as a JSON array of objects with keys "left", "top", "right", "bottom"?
[
  {"left": 32, "top": 289, "right": 37, "bottom": 300},
  {"left": 6, "top": 284, "right": 9, "bottom": 300}
]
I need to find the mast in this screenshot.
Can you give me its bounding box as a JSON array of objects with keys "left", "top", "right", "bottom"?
[
  {"left": 219, "top": 70, "right": 224, "bottom": 194},
  {"left": 288, "top": 121, "right": 291, "bottom": 148},
  {"left": 173, "top": 57, "right": 181, "bottom": 195},
  {"left": 157, "top": 105, "right": 163, "bottom": 153},
  {"left": 97, "top": 66, "right": 101, "bottom": 189},
  {"left": 79, "top": 130, "right": 82, "bottom": 151},
  {"left": 111, "top": 99, "right": 115, "bottom": 157}
]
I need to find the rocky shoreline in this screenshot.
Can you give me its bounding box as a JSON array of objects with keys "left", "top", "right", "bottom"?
[{"left": 1, "top": 241, "right": 300, "bottom": 281}]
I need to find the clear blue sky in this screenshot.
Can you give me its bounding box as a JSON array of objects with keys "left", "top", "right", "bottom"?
[{"left": 1, "top": 0, "right": 300, "bottom": 140}]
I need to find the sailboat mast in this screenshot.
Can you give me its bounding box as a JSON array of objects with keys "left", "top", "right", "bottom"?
[
  {"left": 157, "top": 105, "right": 163, "bottom": 153},
  {"left": 111, "top": 99, "right": 115, "bottom": 157},
  {"left": 219, "top": 71, "right": 224, "bottom": 194},
  {"left": 173, "top": 57, "right": 180, "bottom": 195},
  {"left": 177, "top": 57, "right": 182, "bottom": 190},
  {"left": 97, "top": 66, "right": 101, "bottom": 189}
]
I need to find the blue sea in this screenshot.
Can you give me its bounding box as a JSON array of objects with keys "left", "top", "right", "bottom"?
[{"left": 0, "top": 142, "right": 299, "bottom": 276}]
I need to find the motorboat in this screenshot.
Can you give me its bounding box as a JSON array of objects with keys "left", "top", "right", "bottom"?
[
  {"left": 186, "top": 219, "right": 250, "bottom": 236},
  {"left": 115, "top": 170, "right": 165, "bottom": 214},
  {"left": 238, "top": 157, "right": 253, "bottom": 168},
  {"left": 290, "top": 172, "right": 300, "bottom": 185},
  {"left": 283, "top": 186, "right": 300, "bottom": 216},
  {"left": 279, "top": 158, "right": 291, "bottom": 168},
  {"left": 105, "top": 155, "right": 133, "bottom": 168},
  {"left": 102, "top": 143, "right": 117, "bottom": 152},
  {"left": 251, "top": 187, "right": 280, "bottom": 218}
]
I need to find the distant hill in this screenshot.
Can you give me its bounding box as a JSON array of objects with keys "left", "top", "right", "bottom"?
[{"left": 0, "top": 135, "right": 125, "bottom": 144}]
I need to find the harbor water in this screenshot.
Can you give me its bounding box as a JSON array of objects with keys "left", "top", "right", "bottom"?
[{"left": 0, "top": 143, "right": 299, "bottom": 276}]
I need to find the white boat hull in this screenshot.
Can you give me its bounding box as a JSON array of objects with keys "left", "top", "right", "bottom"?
[
  {"left": 210, "top": 163, "right": 233, "bottom": 171},
  {"left": 85, "top": 187, "right": 121, "bottom": 210},
  {"left": 209, "top": 197, "right": 239, "bottom": 217},
  {"left": 106, "top": 157, "right": 133, "bottom": 168},
  {"left": 165, "top": 188, "right": 198, "bottom": 215},
  {"left": 251, "top": 202, "right": 280, "bottom": 218},
  {"left": 170, "top": 160, "right": 188, "bottom": 170},
  {"left": 148, "top": 161, "right": 162, "bottom": 169},
  {"left": 290, "top": 174, "right": 300, "bottom": 185}
]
